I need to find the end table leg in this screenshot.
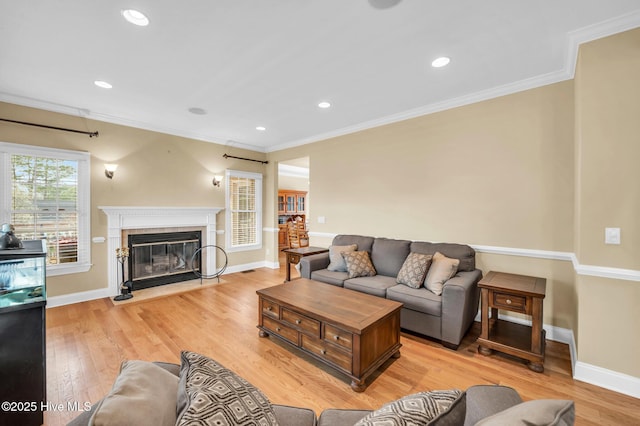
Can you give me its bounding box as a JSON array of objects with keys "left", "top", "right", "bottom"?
[
  {"left": 528, "top": 361, "right": 544, "bottom": 373},
  {"left": 259, "top": 330, "right": 269, "bottom": 338}
]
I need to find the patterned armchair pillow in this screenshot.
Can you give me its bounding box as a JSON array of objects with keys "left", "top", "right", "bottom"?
[
  {"left": 354, "top": 389, "right": 465, "bottom": 426},
  {"left": 176, "top": 351, "right": 278, "bottom": 426}
]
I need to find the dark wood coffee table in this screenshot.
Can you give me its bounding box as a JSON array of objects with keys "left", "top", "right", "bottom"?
[{"left": 257, "top": 279, "right": 403, "bottom": 391}]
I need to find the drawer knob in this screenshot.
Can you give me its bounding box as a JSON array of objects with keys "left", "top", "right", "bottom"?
[
  {"left": 295, "top": 319, "right": 301, "bottom": 325},
  {"left": 506, "top": 299, "right": 512, "bottom": 305},
  {"left": 267, "top": 306, "right": 273, "bottom": 311},
  {"left": 320, "top": 349, "right": 326, "bottom": 355},
  {"left": 334, "top": 335, "right": 340, "bottom": 340},
  {"left": 276, "top": 327, "right": 281, "bottom": 332}
]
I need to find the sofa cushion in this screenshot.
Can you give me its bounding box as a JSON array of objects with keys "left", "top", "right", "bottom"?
[
  {"left": 410, "top": 241, "right": 476, "bottom": 272},
  {"left": 386, "top": 284, "right": 442, "bottom": 316},
  {"left": 345, "top": 275, "right": 399, "bottom": 297},
  {"left": 397, "top": 252, "right": 433, "bottom": 288},
  {"left": 474, "top": 399, "right": 575, "bottom": 426},
  {"left": 371, "top": 238, "right": 411, "bottom": 277},
  {"left": 425, "top": 252, "right": 459, "bottom": 296},
  {"left": 89, "top": 360, "right": 179, "bottom": 426},
  {"left": 176, "top": 351, "right": 278, "bottom": 426},
  {"left": 342, "top": 250, "right": 377, "bottom": 278},
  {"left": 327, "top": 244, "right": 357, "bottom": 272},
  {"left": 318, "top": 409, "right": 371, "bottom": 426},
  {"left": 333, "top": 235, "right": 375, "bottom": 253},
  {"left": 354, "top": 390, "right": 465, "bottom": 426},
  {"left": 311, "top": 269, "right": 348, "bottom": 286}
]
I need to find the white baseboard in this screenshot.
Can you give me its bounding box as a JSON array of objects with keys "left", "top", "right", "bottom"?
[
  {"left": 574, "top": 362, "right": 640, "bottom": 399},
  {"left": 47, "top": 288, "right": 112, "bottom": 308}
]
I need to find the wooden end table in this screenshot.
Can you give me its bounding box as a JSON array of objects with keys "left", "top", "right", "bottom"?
[
  {"left": 282, "top": 246, "right": 329, "bottom": 282},
  {"left": 476, "top": 271, "right": 547, "bottom": 372}
]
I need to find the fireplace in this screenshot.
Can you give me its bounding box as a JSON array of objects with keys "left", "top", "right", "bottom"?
[
  {"left": 98, "top": 206, "right": 224, "bottom": 297},
  {"left": 128, "top": 230, "right": 201, "bottom": 290}
]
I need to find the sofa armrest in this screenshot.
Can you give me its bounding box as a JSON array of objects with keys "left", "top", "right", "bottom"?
[
  {"left": 441, "top": 269, "right": 482, "bottom": 348},
  {"left": 273, "top": 404, "right": 318, "bottom": 426},
  {"left": 300, "top": 253, "right": 331, "bottom": 278},
  {"left": 463, "top": 385, "right": 523, "bottom": 426}
]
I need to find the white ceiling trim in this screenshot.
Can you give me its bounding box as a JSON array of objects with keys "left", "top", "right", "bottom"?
[{"left": 3, "top": 10, "right": 640, "bottom": 155}]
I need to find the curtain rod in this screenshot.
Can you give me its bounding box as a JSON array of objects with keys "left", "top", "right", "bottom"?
[
  {"left": 223, "top": 153, "right": 268, "bottom": 164},
  {"left": 0, "top": 118, "right": 99, "bottom": 138}
]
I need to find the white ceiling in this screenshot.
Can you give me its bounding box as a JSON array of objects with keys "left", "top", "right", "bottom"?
[{"left": 2, "top": 1, "right": 640, "bottom": 153}]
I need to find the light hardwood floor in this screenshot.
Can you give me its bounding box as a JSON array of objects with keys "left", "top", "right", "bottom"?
[{"left": 45, "top": 263, "right": 639, "bottom": 425}]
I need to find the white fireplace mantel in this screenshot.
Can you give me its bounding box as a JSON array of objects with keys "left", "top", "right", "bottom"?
[{"left": 98, "top": 206, "right": 224, "bottom": 296}]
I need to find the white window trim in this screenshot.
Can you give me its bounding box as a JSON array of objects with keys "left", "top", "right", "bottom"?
[
  {"left": 224, "top": 169, "right": 262, "bottom": 253},
  {"left": 0, "top": 142, "right": 91, "bottom": 276}
]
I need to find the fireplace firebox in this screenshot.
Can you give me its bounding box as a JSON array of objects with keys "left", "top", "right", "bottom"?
[{"left": 128, "top": 231, "right": 201, "bottom": 290}]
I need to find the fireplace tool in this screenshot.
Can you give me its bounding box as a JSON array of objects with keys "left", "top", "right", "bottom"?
[{"left": 114, "top": 247, "right": 133, "bottom": 301}]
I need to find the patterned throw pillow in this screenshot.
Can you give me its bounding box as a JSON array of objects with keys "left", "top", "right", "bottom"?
[
  {"left": 342, "top": 251, "right": 377, "bottom": 279},
  {"left": 424, "top": 252, "right": 460, "bottom": 296},
  {"left": 397, "top": 252, "right": 433, "bottom": 288},
  {"left": 354, "top": 390, "right": 465, "bottom": 426},
  {"left": 327, "top": 244, "right": 357, "bottom": 272},
  {"left": 176, "top": 351, "right": 278, "bottom": 426}
]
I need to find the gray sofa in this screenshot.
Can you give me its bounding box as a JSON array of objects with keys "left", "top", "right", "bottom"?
[
  {"left": 300, "top": 235, "right": 482, "bottom": 349},
  {"left": 68, "top": 361, "right": 575, "bottom": 426}
]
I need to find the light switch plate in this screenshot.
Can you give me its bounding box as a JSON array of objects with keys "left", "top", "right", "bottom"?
[
  {"left": 317, "top": 216, "right": 326, "bottom": 224},
  {"left": 605, "top": 227, "right": 621, "bottom": 245}
]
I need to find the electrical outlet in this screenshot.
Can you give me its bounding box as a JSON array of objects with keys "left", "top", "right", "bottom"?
[
  {"left": 318, "top": 216, "right": 326, "bottom": 224},
  {"left": 605, "top": 227, "right": 620, "bottom": 245}
]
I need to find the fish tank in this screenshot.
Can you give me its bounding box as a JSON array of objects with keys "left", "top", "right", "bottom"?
[{"left": 0, "top": 240, "right": 46, "bottom": 309}]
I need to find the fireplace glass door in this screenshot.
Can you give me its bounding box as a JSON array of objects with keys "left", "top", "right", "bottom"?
[{"left": 129, "top": 231, "right": 201, "bottom": 290}]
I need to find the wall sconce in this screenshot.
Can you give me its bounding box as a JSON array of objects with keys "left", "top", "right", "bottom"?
[
  {"left": 212, "top": 175, "right": 223, "bottom": 187},
  {"left": 104, "top": 163, "right": 118, "bottom": 179}
]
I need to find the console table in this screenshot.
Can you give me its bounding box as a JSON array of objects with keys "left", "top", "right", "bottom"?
[
  {"left": 476, "top": 271, "right": 547, "bottom": 372},
  {"left": 282, "top": 246, "right": 329, "bottom": 282}
]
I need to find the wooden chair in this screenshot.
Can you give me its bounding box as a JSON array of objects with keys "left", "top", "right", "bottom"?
[{"left": 287, "top": 221, "right": 309, "bottom": 249}]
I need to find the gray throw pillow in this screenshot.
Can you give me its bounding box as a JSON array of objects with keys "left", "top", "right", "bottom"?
[
  {"left": 354, "top": 389, "right": 465, "bottom": 426},
  {"left": 474, "top": 399, "right": 575, "bottom": 426},
  {"left": 176, "top": 350, "right": 279, "bottom": 426},
  {"left": 397, "top": 252, "right": 433, "bottom": 288},
  {"left": 327, "top": 244, "right": 357, "bottom": 272},
  {"left": 89, "top": 360, "right": 179, "bottom": 426},
  {"left": 342, "top": 250, "right": 377, "bottom": 279}
]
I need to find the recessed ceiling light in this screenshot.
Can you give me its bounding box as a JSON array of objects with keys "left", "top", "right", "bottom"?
[
  {"left": 318, "top": 101, "right": 331, "bottom": 109},
  {"left": 188, "top": 107, "right": 207, "bottom": 115},
  {"left": 256, "top": 126, "right": 266, "bottom": 131},
  {"left": 94, "top": 80, "right": 113, "bottom": 89},
  {"left": 122, "top": 9, "right": 149, "bottom": 26},
  {"left": 431, "top": 57, "right": 451, "bottom": 68}
]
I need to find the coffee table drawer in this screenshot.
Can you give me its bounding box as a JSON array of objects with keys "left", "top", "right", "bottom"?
[
  {"left": 301, "top": 335, "right": 352, "bottom": 373},
  {"left": 261, "top": 299, "right": 280, "bottom": 319},
  {"left": 263, "top": 316, "right": 299, "bottom": 345},
  {"left": 324, "top": 324, "right": 353, "bottom": 351},
  {"left": 282, "top": 308, "right": 320, "bottom": 336}
]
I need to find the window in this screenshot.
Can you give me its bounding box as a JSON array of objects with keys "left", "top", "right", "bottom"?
[
  {"left": 0, "top": 142, "right": 91, "bottom": 276},
  {"left": 225, "top": 170, "right": 262, "bottom": 252}
]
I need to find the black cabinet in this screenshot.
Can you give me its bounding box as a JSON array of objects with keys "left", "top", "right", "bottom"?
[{"left": 1, "top": 244, "right": 47, "bottom": 426}]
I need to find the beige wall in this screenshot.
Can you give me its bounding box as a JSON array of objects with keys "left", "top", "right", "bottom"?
[
  {"left": 270, "top": 80, "right": 577, "bottom": 332},
  {"left": 269, "top": 29, "right": 640, "bottom": 379},
  {"left": 0, "top": 102, "right": 267, "bottom": 296},
  {"left": 573, "top": 29, "right": 640, "bottom": 376}
]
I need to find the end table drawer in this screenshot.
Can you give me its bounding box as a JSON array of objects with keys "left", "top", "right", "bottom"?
[
  {"left": 301, "top": 335, "right": 352, "bottom": 373},
  {"left": 493, "top": 292, "right": 526, "bottom": 312},
  {"left": 282, "top": 308, "right": 321, "bottom": 336},
  {"left": 324, "top": 324, "right": 353, "bottom": 351},
  {"left": 263, "top": 316, "right": 299, "bottom": 344}
]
